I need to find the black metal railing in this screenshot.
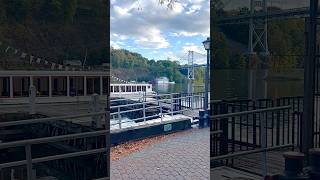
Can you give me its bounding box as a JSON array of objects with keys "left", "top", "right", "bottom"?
[{"left": 211, "top": 96, "right": 304, "bottom": 168}]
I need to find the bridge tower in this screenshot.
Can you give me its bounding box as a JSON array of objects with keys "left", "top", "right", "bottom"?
[
  {"left": 187, "top": 51, "right": 194, "bottom": 95},
  {"left": 248, "top": 0, "right": 269, "bottom": 57},
  {"left": 248, "top": 0, "right": 269, "bottom": 99}
]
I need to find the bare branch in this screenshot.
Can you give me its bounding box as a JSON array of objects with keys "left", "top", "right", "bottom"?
[{"left": 159, "top": 0, "right": 177, "bottom": 9}]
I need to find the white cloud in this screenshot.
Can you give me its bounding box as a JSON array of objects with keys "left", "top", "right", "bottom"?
[
  {"left": 110, "top": 41, "right": 121, "bottom": 49},
  {"left": 111, "top": 0, "right": 209, "bottom": 49},
  {"left": 134, "top": 27, "right": 169, "bottom": 49},
  {"left": 113, "top": 6, "right": 131, "bottom": 17}
]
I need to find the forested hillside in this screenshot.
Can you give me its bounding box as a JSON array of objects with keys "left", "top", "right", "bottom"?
[
  {"left": 0, "top": 0, "right": 108, "bottom": 66},
  {"left": 111, "top": 48, "right": 205, "bottom": 84}
]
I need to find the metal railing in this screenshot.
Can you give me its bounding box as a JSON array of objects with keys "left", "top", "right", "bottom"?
[
  {"left": 0, "top": 111, "right": 110, "bottom": 180},
  {"left": 110, "top": 92, "right": 207, "bottom": 129},
  {"left": 211, "top": 104, "right": 297, "bottom": 176}
]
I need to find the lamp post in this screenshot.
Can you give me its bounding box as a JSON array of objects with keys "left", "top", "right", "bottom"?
[{"left": 202, "top": 37, "right": 210, "bottom": 125}]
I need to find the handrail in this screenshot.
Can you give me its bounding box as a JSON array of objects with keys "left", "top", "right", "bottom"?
[
  {"left": 211, "top": 105, "right": 291, "bottom": 120},
  {"left": 0, "top": 111, "right": 107, "bottom": 127},
  {"left": 210, "top": 130, "right": 223, "bottom": 135},
  {"left": 0, "top": 130, "right": 108, "bottom": 149},
  {"left": 110, "top": 96, "right": 193, "bottom": 109},
  {"left": 211, "top": 144, "right": 293, "bottom": 161},
  {"left": 110, "top": 109, "right": 191, "bottom": 126},
  {"left": 0, "top": 148, "right": 107, "bottom": 169}
]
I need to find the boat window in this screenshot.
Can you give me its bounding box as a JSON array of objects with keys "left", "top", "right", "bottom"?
[
  {"left": 120, "top": 85, "right": 125, "bottom": 92},
  {"left": 137, "top": 86, "right": 141, "bottom": 91},
  {"left": 142, "top": 86, "right": 146, "bottom": 92},
  {"left": 111, "top": 86, "right": 113, "bottom": 92},
  {"left": 126, "top": 86, "right": 131, "bottom": 92},
  {"left": 114, "top": 86, "right": 119, "bottom": 92},
  {"left": 132, "top": 86, "right": 136, "bottom": 92}
]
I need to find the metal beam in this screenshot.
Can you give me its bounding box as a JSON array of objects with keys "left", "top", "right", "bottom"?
[
  {"left": 302, "top": 0, "right": 318, "bottom": 156},
  {"left": 217, "top": 7, "right": 310, "bottom": 25}
]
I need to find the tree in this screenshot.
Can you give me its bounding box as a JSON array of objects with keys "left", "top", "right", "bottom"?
[{"left": 4, "top": 0, "right": 28, "bottom": 22}]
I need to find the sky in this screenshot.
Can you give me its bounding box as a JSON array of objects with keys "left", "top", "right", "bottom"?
[{"left": 110, "top": 0, "right": 210, "bottom": 64}]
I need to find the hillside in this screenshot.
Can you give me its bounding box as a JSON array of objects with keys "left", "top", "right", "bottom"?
[
  {"left": 111, "top": 48, "right": 205, "bottom": 84},
  {"left": 0, "top": 0, "right": 108, "bottom": 69}
]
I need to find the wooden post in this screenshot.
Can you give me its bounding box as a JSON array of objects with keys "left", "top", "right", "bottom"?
[
  {"left": 29, "top": 85, "right": 36, "bottom": 115},
  {"left": 84, "top": 76, "right": 87, "bottom": 96},
  {"left": 67, "top": 76, "right": 70, "bottom": 97},
  {"left": 100, "top": 76, "right": 103, "bottom": 95},
  {"left": 49, "top": 76, "right": 52, "bottom": 97},
  {"left": 90, "top": 94, "right": 101, "bottom": 128},
  {"left": 9, "top": 76, "right": 13, "bottom": 98}
]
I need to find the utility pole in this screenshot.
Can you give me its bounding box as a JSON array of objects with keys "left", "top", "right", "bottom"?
[{"left": 187, "top": 51, "right": 194, "bottom": 96}]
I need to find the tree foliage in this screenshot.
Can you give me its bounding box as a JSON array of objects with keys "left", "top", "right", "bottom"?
[
  {"left": 111, "top": 48, "right": 196, "bottom": 83},
  {"left": 0, "top": 0, "right": 107, "bottom": 65}
]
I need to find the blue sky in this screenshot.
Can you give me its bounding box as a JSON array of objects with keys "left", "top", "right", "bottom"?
[{"left": 110, "top": 0, "right": 209, "bottom": 64}]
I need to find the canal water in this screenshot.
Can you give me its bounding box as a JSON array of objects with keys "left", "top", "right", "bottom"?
[
  {"left": 212, "top": 69, "right": 304, "bottom": 100},
  {"left": 153, "top": 69, "right": 304, "bottom": 100}
]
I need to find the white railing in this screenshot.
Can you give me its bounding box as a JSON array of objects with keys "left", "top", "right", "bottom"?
[{"left": 110, "top": 93, "right": 202, "bottom": 129}]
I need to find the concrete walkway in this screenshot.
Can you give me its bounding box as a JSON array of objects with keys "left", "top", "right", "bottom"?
[{"left": 110, "top": 127, "right": 210, "bottom": 180}]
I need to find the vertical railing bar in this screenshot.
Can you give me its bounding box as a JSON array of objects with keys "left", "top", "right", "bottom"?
[
  {"left": 239, "top": 101, "right": 243, "bottom": 150},
  {"left": 276, "top": 99, "right": 280, "bottom": 146},
  {"left": 143, "top": 102, "right": 146, "bottom": 123},
  {"left": 271, "top": 100, "right": 274, "bottom": 146},
  {"left": 287, "top": 98, "right": 290, "bottom": 144},
  {"left": 282, "top": 99, "right": 285, "bottom": 145},
  {"left": 160, "top": 102, "right": 163, "bottom": 123},
  {"left": 245, "top": 101, "right": 249, "bottom": 150},
  {"left": 118, "top": 107, "right": 121, "bottom": 129},
  {"left": 253, "top": 101, "right": 257, "bottom": 148},
  {"left": 171, "top": 94, "right": 174, "bottom": 117},
  {"left": 25, "top": 144, "right": 33, "bottom": 180},
  {"left": 261, "top": 111, "right": 267, "bottom": 177}
]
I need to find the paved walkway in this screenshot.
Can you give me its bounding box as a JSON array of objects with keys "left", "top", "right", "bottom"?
[{"left": 111, "top": 127, "right": 210, "bottom": 180}]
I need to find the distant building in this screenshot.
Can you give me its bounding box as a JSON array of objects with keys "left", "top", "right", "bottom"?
[
  {"left": 155, "top": 77, "right": 169, "bottom": 84},
  {"left": 156, "top": 77, "right": 169, "bottom": 84}
]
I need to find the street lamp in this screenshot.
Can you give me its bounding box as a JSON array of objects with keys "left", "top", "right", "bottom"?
[{"left": 202, "top": 37, "right": 210, "bottom": 126}]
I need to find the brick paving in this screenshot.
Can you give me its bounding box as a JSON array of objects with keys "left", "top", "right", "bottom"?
[{"left": 111, "top": 127, "right": 209, "bottom": 180}]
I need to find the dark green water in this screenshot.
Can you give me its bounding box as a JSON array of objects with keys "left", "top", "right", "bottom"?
[
  {"left": 212, "top": 69, "right": 304, "bottom": 100},
  {"left": 153, "top": 69, "right": 304, "bottom": 100}
]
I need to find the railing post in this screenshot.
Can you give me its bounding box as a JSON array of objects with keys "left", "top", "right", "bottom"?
[
  {"left": 191, "top": 93, "right": 194, "bottom": 110},
  {"left": 118, "top": 106, "right": 121, "bottom": 129},
  {"left": 29, "top": 85, "right": 36, "bottom": 115},
  {"left": 260, "top": 112, "right": 267, "bottom": 177},
  {"left": 220, "top": 102, "right": 229, "bottom": 155},
  {"left": 143, "top": 102, "right": 146, "bottom": 122},
  {"left": 25, "top": 144, "right": 33, "bottom": 180},
  {"left": 90, "top": 94, "right": 101, "bottom": 128},
  {"left": 160, "top": 102, "right": 163, "bottom": 123},
  {"left": 171, "top": 94, "right": 174, "bottom": 117}
]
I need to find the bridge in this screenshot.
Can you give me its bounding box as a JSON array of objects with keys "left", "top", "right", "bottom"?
[{"left": 218, "top": 7, "right": 310, "bottom": 24}]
